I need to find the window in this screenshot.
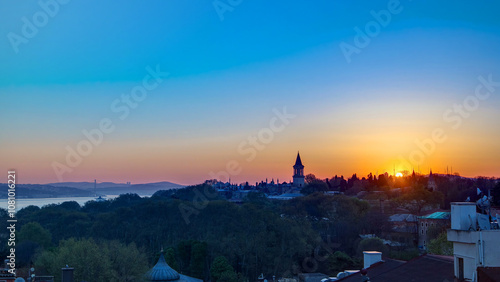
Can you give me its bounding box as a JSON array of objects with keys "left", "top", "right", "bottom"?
[{"left": 425, "top": 223, "right": 428, "bottom": 227}]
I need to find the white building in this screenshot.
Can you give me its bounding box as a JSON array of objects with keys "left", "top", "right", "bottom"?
[{"left": 447, "top": 202, "right": 500, "bottom": 281}]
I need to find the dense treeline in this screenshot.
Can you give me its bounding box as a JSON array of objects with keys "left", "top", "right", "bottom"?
[
  {"left": 0, "top": 184, "right": 388, "bottom": 281},
  {"left": 304, "top": 172, "right": 499, "bottom": 210}
]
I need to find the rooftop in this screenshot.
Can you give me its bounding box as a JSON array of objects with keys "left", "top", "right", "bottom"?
[
  {"left": 338, "top": 255, "right": 454, "bottom": 282},
  {"left": 147, "top": 253, "right": 180, "bottom": 281},
  {"left": 420, "top": 211, "right": 450, "bottom": 220}
]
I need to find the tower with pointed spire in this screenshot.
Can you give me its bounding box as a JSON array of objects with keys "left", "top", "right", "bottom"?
[
  {"left": 427, "top": 169, "right": 437, "bottom": 191},
  {"left": 293, "top": 152, "right": 305, "bottom": 187}
]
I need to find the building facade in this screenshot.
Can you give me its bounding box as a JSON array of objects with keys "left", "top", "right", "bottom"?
[
  {"left": 418, "top": 211, "right": 450, "bottom": 250},
  {"left": 447, "top": 202, "right": 500, "bottom": 281}
]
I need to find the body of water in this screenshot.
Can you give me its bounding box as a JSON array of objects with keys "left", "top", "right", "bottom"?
[{"left": 1, "top": 195, "right": 126, "bottom": 211}]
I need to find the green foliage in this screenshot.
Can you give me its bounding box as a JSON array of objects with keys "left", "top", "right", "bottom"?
[
  {"left": 15, "top": 184, "right": 388, "bottom": 281},
  {"left": 426, "top": 224, "right": 448, "bottom": 242},
  {"left": 301, "top": 174, "right": 328, "bottom": 195},
  {"left": 164, "top": 248, "right": 179, "bottom": 271},
  {"left": 428, "top": 232, "right": 452, "bottom": 256},
  {"left": 35, "top": 238, "right": 148, "bottom": 282},
  {"left": 18, "top": 222, "right": 52, "bottom": 248},
  {"left": 356, "top": 237, "right": 388, "bottom": 257},
  {"left": 58, "top": 201, "right": 81, "bottom": 211},
  {"left": 211, "top": 256, "right": 235, "bottom": 282},
  {"left": 244, "top": 191, "right": 269, "bottom": 205},
  {"left": 282, "top": 193, "right": 372, "bottom": 255},
  {"left": 16, "top": 222, "right": 53, "bottom": 267},
  {"left": 106, "top": 241, "right": 149, "bottom": 281},
  {"left": 171, "top": 184, "right": 221, "bottom": 202},
  {"left": 17, "top": 204, "right": 91, "bottom": 242},
  {"left": 189, "top": 241, "right": 207, "bottom": 278},
  {"left": 219, "top": 270, "right": 238, "bottom": 282},
  {"left": 329, "top": 251, "right": 359, "bottom": 274},
  {"left": 36, "top": 238, "right": 112, "bottom": 282},
  {"left": 394, "top": 185, "right": 444, "bottom": 215}
]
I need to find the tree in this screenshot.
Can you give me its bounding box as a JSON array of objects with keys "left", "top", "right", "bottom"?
[
  {"left": 177, "top": 240, "right": 193, "bottom": 272},
  {"left": 18, "top": 222, "right": 52, "bottom": 249},
  {"left": 244, "top": 191, "right": 268, "bottom": 205},
  {"left": 17, "top": 221, "right": 53, "bottom": 266},
  {"left": 211, "top": 256, "right": 235, "bottom": 282},
  {"left": 35, "top": 238, "right": 148, "bottom": 282},
  {"left": 164, "top": 247, "right": 179, "bottom": 271},
  {"left": 362, "top": 212, "right": 392, "bottom": 237},
  {"left": 356, "top": 237, "right": 388, "bottom": 257},
  {"left": 395, "top": 185, "right": 443, "bottom": 216},
  {"left": 427, "top": 224, "right": 448, "bottom": 242},
  {"left": 329, "top": 251, "right": 358, "bottom": 274},
  {"left": 106, "top": 241, "right": 149, "bottom": 281},
  {"left": 301, "top": 174, "right": 328, "bottom": 195},
  {"left": 428, "top": 232, "right": 452, "bottom": 256},
  {"left": 189, "top": 241, "right": 207, "bottom": 279},
  {"left": 305, "top": 174, "right": 318, "bottom": 184},
  {"left": 219, "top": 270, "right": 238, "bottom": 282},
  {"left": 36, "top": 238, "right": 112, "bottom": 282}
]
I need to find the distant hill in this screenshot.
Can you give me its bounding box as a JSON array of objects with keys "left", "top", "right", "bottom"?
[
  {"left": 48, "top": 181, "right": 130, "bottom": 189},
  {"left": 0, "top": 181, "right": 184, "bottom": 199},
  {"left": 46, "top": 181, "right": 185, "bottom": 196},
  {"left": 0, "top": 184, "right": 96, "bottom": 199}
]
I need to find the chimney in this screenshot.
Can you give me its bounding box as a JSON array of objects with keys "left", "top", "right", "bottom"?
[
  {"left": 363, "top": 251, "right": 382, "bottom": 269},
  {"left": 62, "top": 267, "right": 74, "bottom": 282},
  {"left": 451, "top": 202, "right": 476, "bottom": 231}
]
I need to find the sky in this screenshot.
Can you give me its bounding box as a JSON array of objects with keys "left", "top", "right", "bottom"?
[{"left": 1, "top": 0, "right": 499, "bottom": 185}]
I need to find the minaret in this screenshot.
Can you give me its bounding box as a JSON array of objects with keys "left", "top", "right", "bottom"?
[{"left": 293, "top": 152, "right": 305, "bottom": 187}]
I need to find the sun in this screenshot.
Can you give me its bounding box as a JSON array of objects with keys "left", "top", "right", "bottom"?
[{"left": 396, "top": 172, "right": 403, "bottom": 178}]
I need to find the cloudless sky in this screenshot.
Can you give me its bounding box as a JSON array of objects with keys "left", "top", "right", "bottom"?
[{"left": 1, "top": 0, "right": 499, "bottom": 184}]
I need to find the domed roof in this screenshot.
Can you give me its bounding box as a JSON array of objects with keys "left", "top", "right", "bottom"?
[{"left": 147, "top": 253, "right": 180, "bottom": 281}]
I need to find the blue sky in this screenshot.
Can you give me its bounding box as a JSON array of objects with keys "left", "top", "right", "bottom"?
[{"left": 1, "top": 1, "right": 500, "bottom": 184}]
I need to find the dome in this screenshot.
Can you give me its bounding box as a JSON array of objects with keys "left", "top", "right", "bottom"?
[{"left": 147, "top": 253, "right": 181, "bottom": 281}]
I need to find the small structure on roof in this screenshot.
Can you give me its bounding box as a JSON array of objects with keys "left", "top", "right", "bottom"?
[{"left": 146, "top": 251, "right": 202, "bottom": 282}]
